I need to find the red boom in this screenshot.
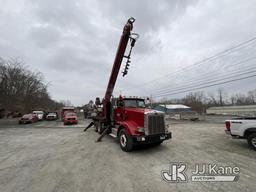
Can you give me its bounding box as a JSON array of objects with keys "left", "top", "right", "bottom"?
[{"left": 103, "top": 18, "right": 136, "bottom": 120}]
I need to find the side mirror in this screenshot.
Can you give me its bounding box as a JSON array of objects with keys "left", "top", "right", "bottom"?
[
  {"left": 95, "top": 97, "right": 101, "bottom": 106},
  {"left": 117, "top": 100, "right": 124, "bottom": 108}
]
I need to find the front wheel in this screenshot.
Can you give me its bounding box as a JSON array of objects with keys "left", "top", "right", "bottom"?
[
  {"left": 247, "top": 133, "right": 256, "bottom": 150},
  {"left": 119, "top": 129, "right": 133, "bottom": 152}
]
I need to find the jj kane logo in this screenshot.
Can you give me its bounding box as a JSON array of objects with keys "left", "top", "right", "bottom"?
[{"left": 161, "top": 163, "right": 240, "bottom": 183}]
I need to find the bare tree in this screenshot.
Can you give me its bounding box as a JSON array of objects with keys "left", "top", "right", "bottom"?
[
  {"left": 60, "top": 99, "right": 73, "bottom": 107},
  {"left": 0, "top": 57, "right": 64, "bottom": 114},
  {"left": 208, "top": 92, "right": 218, "bottom": 106},
  {"left": 182, "top": 92, "right": 206, "bottom": 114},
  {"left": 217, "top": 88, "right": 224, "bottom": 106},
  {"left": 230, "top": 95, "right": 236, "bottom": 105},
  {"left": 247, "top": 90, "right": 256, "bottom": 104}
]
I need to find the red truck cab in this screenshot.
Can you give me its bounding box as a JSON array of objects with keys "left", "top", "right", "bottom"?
[
  {"left": 61, "top": 107, "right": 75, "bottom": 120},
  {"left": 94, "top": 97, "right": 172, "bottom": 151}
]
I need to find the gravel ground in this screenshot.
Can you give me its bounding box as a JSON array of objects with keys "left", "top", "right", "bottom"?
[{"left": 0, "top": 118, "right": 255, "bottom": 192}]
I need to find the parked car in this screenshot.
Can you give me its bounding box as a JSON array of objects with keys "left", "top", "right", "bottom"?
[
  {"left": 225, "top": 117, "right": 256, "bottom": 150},
  {"left": 63, "top": 112, "right": 78, "bottom": 125},
  {"left": 19, "top": 114, "right": 38, "bottom": 124},
  {"left": 46, "top": 112, "right": 58, "bottom": 120},
  {"left": 32, "top": 111, "right": 45, "bottom": 120}
]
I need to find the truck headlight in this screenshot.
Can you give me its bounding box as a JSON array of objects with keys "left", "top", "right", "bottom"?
[{"left": 137, "top": 127, "right": 145, "bottom": 133}]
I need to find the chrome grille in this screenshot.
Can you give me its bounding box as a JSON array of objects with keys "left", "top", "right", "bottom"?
[{"left": 145, "top": 113, "right": 165, "bottom": 135}]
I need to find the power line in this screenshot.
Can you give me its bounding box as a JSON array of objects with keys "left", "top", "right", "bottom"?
[
  {"left": 153, "top": 57, "right": 256, "bottom": 94},
  {"left": 153, "top": 72, "right": 256, "bottom": 98},
  {"left": 154, "top": 67, "right": 256, "bottom": 96},
  {"left": 131, "top": 35, "right": 256, "bottom": 90}
]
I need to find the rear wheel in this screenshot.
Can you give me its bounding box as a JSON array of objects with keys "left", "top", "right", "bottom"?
[
  {"left": 118, "top": 129, "right": 133, "bottom": 152},
  {"left": 247, "top": 133, "right": 256, "bottom": 150}
]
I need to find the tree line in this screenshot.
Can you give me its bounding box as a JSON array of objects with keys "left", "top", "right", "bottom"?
[
  {"left": 0, "top": 58, "right": 64, "bottom": 114},
  {"left": 157, "top": 88, "right": 256, "bottom": 114}
]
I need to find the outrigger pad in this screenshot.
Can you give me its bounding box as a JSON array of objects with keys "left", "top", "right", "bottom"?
[{"left": 83, "top": 121, "right": 94, "bottom": 132}]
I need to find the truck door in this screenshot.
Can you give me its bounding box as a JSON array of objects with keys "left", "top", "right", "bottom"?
[{"left": 115, "top": 100, "right": 125, "bottom": 122}]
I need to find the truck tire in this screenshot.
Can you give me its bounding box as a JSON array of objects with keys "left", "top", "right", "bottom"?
[
  {"left": 118, "top": 129, "right": 133, "bottom": 152},
  {"left": 247, "top": 133, "right": 256, "bottom": 150}
]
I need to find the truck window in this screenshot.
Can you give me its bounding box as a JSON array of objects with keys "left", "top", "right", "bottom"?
[
  {"left": 124, "top": 99, "right": 145, "bottom": 108},
  {"left": 137, "top": 100, "right": 146, "bottom": 108},
  {"left": 124, "top": 100, "right": 137, "bottom": 107}
]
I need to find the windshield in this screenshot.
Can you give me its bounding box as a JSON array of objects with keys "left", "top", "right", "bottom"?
[
  {"left": 66, "top": 113, "right": 76, "bottom": 117},
  {"left": 48, "top": 113, "right": 56, "bottom": 116},
  {"left": 124, "top": 99, "right": 145, "bottom": 108}
]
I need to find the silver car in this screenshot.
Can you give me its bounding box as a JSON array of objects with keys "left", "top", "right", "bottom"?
[{"left": 46, "top": 112, "right": 58, "bottom": 120}]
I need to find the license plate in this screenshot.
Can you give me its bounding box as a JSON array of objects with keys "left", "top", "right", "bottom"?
[{"left": 160, "top": 135, "right": 166, "bottom": 140}]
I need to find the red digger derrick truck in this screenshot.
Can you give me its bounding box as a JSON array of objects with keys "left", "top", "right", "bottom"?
[{"left": 84, "top": 17, "right": 172, "bottom": 151}]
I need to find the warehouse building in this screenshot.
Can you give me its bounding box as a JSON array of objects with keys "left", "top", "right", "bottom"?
[
  {"left": 154, "top": 104, "right": 191, "bottom": 113},
  {"left": 206, "top": 105, "right": 256, "bottom": 116}
]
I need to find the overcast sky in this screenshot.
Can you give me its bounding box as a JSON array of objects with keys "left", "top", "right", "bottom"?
[{"left": 1, "top": 0, "right": 256, "bottom": 105}]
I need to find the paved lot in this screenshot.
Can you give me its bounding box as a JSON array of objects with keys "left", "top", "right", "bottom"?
[{"left": 0, "top": 118, "right": 255, "bottom": 192}]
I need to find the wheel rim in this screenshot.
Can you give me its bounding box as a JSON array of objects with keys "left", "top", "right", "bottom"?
[
  {"left": 251, "top": 137, "right": 256, "bottom": 148},
  {"left": 120, "top": 134, "right": 127, "bottom": 147}
]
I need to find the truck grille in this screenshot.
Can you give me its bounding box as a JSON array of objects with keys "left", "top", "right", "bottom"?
[{"left": 145, "top": 114, "right": 165, "bottom": 135}]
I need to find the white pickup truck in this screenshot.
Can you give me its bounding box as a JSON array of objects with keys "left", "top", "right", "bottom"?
[{"left": 225, "top": 118, "right": 256, "bottom": 150}]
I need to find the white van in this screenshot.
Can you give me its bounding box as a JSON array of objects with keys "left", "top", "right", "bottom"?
[{"left": 32, "top": 111, "right": 44, "bottom": 120}]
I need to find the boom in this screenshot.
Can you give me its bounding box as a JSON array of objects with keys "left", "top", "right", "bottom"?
[{"left": 103, "top": 17, "right": 138, "bottom": 120}]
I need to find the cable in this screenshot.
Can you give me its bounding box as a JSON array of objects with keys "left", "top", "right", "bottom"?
[
  {"left": 153, "top": 56, "right": 256, "bottom": 94},
  {"left": 131, "top": 36, "right": 256, "bottom": 89},
  {"left": 153, "top": 73, "right": 256, "bottom": 98},
  {"left": 153, "top": 58, "right": 256, "bottom": 94},
  {"left": 154, "top": 67, "right": 256, "bottom": 96}
]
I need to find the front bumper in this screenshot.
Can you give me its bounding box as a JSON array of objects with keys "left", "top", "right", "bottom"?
[
  {"left": 46, "top": 117, "right": 57, "bottom": 120},
  {"left": 64, "top": 120, "right": 78, "bottom": 124},
  {"left": 132, "top": 132, "right": 172, "bottom": 145}
]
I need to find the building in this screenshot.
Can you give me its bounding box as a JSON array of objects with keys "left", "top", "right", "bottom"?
[
  {"left": 206, "top": 105, "right": 256, "bottom": 116},
  {"left": 155, "top": 104, "right": 191, "bottom": 113}
]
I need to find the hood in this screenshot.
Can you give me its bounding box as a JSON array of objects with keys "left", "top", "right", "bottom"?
[{"left": 124, "top": 108, "right": 164, "bottom": 127}]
